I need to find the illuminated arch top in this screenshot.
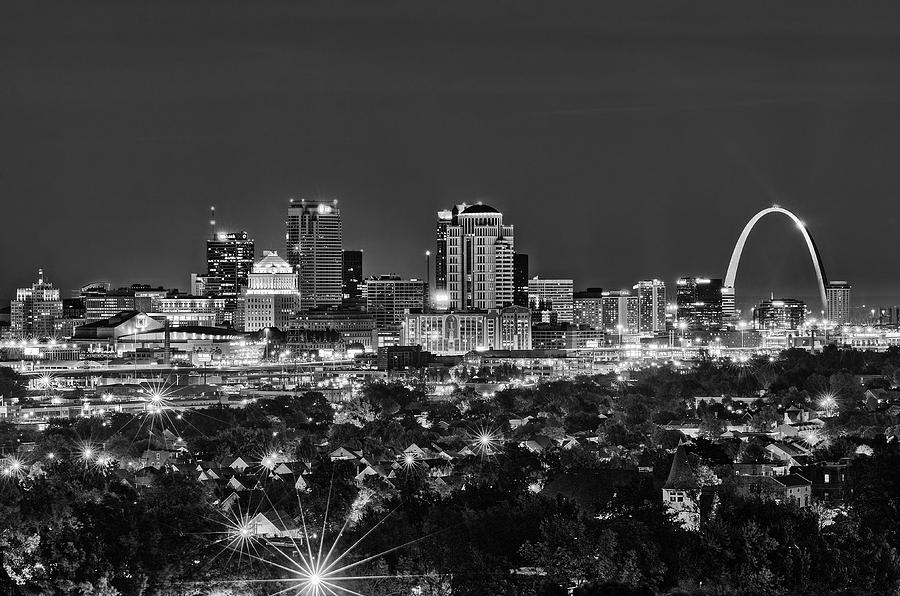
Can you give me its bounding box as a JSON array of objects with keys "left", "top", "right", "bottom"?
[{"left": 724, "top": 206, "right": 828, "bottom": 311}]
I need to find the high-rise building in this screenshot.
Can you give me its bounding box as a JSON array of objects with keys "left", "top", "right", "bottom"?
[
  {"left": 11, "top": 269, "right": 63, "bottom": 339},
  {"left": 286, "top": 199, "right": 343, "bottom": 308},
  {"left": 752, "top": 297, "right": 807, "bottom": 331},
  {"left": 528, "top": 277, "right": 574, "bottom": 324},
  {"left": 444, "top": 203, "right": 515, "bottom": 311},
  {"left": 207, "top": 231, "right": 255, "bottom": 312},
  {"left": 601, "top": 290, "right": 638, "bottom": 333},
  {"left": 676, "top": 277, "right": 724, "bottom": 330},
  {"left": 513, "top": 253, "right": 529, "bottom": 308},
  {"left": 342, "top": 249, "right": 364, "bottom": 309},
  {"left": 239, "top": 251, "right": 301, "bottom": 332},
  {"left": 634, "top": 279, "right": 667, "bottom": 333},
  {"left": 435, "top": 209, "right": 453, "bottom": 293},
  {"left": 363, "top": 275, "right": 426, "bottom": 335},
  {"left": 825, "top": 281, "right": 851, "bottom": 325},
  {"left": 573, "top": 288, "right": 604, "bottom": 330}
]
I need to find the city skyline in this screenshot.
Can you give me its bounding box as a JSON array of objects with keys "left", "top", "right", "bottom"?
[{"left": 5, "top": 2, "right": 900, "bottom": 307}]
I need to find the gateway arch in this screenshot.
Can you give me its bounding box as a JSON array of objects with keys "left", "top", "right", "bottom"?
[{"left": 724, "top": 206, "right": 828, "bottom": 312}]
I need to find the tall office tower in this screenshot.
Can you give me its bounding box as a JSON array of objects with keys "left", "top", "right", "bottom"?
[
  {"left": 435, "top": 209, "right": 453, "bottom": 293},
  {"left": 825, "top": 281, "right": 851, "bottom": 325},
  {"left": 528, "top": 277, "right": 575, "bottom": 323},
  {"left": 676, "top": 277, "right": 724, "bottom": 330},
  {"left": 634, "top": 279, "right": 667, "bottom": 333},
  {"left": 11, "top": 269, "right": 63, "bottom": 339},
  {"left": 342, "top": 249, "right": 364, "bottom": 309},
  {"left": 513, "top": 253, "right": 529, "bottom": 307},
  {"left": 364, "top": 275, "right": 427, "bottom": 337},
  {"left": 573, "top": 288, "right": 604, "bottom": 329},
  {"left": 239, "top": 251, "right": 301, "bottom": 332},
  {"left": 207, "top": 231, "right": 255, "bottom": 313},
  {"left": 445, "top": 203, "right": 515, "bottom": 311},
  {"left": 601, "top": 290, "right": 631, "bottom": 332},
  {"left": 286, "top": 199, "right": 343, "bottom": 308},
  {"left": 752, "top": 297, "right": 807, "bottom": 331}
]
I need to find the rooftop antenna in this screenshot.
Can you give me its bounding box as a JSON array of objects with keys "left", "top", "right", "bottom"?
[{"left": 209, "top": 206, "right": 216, "bottom": 239}]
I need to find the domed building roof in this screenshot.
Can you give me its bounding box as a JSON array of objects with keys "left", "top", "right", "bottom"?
[
  {"left": 252, "top": 250, "right": 293, "bottom": 273},
  {"left": 460, "top": 203, "right": 500, "bottom": 215}
]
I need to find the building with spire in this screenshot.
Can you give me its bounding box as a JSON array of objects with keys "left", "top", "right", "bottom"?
[{"left": 10, "top": 269, "right": 63, "bottom": 339}]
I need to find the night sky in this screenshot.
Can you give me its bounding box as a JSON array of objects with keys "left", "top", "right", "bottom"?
[{"left": 4, "top": 1, "right": 900, "bottom": 311}]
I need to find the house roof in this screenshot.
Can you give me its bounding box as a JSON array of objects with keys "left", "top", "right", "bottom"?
[{"left": 664, "top": 445, "right": 699, "bottom": 490}]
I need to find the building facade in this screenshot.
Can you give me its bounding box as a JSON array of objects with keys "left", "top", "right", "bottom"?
[
  {"left": 528, "top": 277, "right": 574, "bottom": 324},
  {"left": 402, "top": 306, "right": 531, "bottom": 355},
  {"left": 826, "top": 281, "right": 851, "bottom": 325},
  {"left": 364, "top": 275, "right": 426, "bottom": 334},
  {"left": 341, "top": 249, "right": 364, "bottom": 309},
  {"left": 289, "top": 309, "right": 378, "bottom": 351},
  {"left": 206, "top": 231, "right": 255, "bottom": 313},
  {"left": 573, "top": 288, "right": 604, "bottom": 329},
  {"left": 286, "top": 199, "right": 343, "bottom": 308},
  {"left": 444, "top": 204, "right": 515, "bottom": 311},
  {"left": 239, "top": 251, "right": 301, "bottom": 332},
  {"left": 634, "top": 279, "right": 667, "bottom": 333},
  {"left": 676, "top": 277, "right": 724, "bottom": 330},
  {"left": 752, "top": 297, "right": 807, "bottom": 331},
  {"left": 513, "top": 253, "right": 529, "bottom": 308},
  {"left": 601, "top": 290, "right": 639, "bottom": 333},
  {"left": 10, "top": 270, "right": 63, "bottom": 339}
]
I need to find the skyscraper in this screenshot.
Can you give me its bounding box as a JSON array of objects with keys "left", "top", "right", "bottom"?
[
  {"left": 573, "top": 288, "right": 604, "bottom": 329},
  {"left": 528, "top": 277, "right": 574, "bottom": 323},
  {"left": 513, "top": 253, "right": 529, "bottom": 308},
  {"left": 286, "top": 199, "right": 343, "bottom": 308},
  {"left": 206, "top": 231, "right": 255, "bottom": 313},
  {"left": 444, "top": 203, "right": 515, "bottom": 311},
  {"left": 11, "top": 269, "right": 63, "bottom": 339},
  {"left": 825, "top": 281, "right": 851, "bottom": 325},
  {"left": 601, "top": 290, "right": 639, "bottom": 334},
  {"left": 342, "top": 249, "right": 364, "bottom": 309},
  {"left": 435, "top": 209, "right": 453, "bottom": 293},
  {"left": 676, "top": 277, "right": 724, "bottom": 330},
  {"left": 634, "top": 279, "right": 667, "bottom": 333}
]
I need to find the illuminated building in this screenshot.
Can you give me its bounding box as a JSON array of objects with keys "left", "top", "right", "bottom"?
[
  {"left": 573, "top": 288, "right": 604, "bottom": 329},
  {"left": 341, "top": 249, "right": 364, "bottom": 309},
  {"left": 435, "top": 209, "right": 454, "bottom": 294},
  {"left": 10, "top": 269, "right": 63, "bottom": 339},
  {"left": 364, "top": 275, "right": 426, "bottom": 338},
  {"left": 752, "top": 297, "right": 807, "bottom": 331},
  {"left": 238, "top": 251, "right": 301, "bottom": 332},
  {"left": 825, "top": 281, "right": 851, "bottom": 325},
  {"left": 206, "top": 231, "right": 255, "bottom": 313},
  {"left": 877, "top": 306, "right": 900, "bottom": 327},
  {"left": 528, "top": 277, "right": 574, "bottom": 323},
  {"left": 83, "top": 286, "right": 163, "bottom": 323},
  {"left": 676, "top": 277, "right": 724, "bottom": 330},
  {"left": 601, "top": 290, "right": 639, "bottom": 333},
  {"left": 148, "top": 294, "right": 227, "bottom": 327},
  {"left": 531, "top": 323, "right": 602, "bottom": 349},
  {"left": 289, "top": 309, "right": 378, "bottom": 351},
  {"left": 513, "top": 253, "right": 529, "bottom": 307},
  {"left": 444, "top": 203, "right": 515, "bottom": 311},
  {"left": 402, "top": 306, "right": 531, "bottom": 355},
  {"left": 634, "top": 279, "right": 667, "bottom": 333},
  {"left": 286, "top": 199, "right": 343, "bottom": 308}
]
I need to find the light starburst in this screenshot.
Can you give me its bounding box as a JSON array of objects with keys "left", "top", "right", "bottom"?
[{"left": 468, "top": 423, "right": 503, "bottom": 458}]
